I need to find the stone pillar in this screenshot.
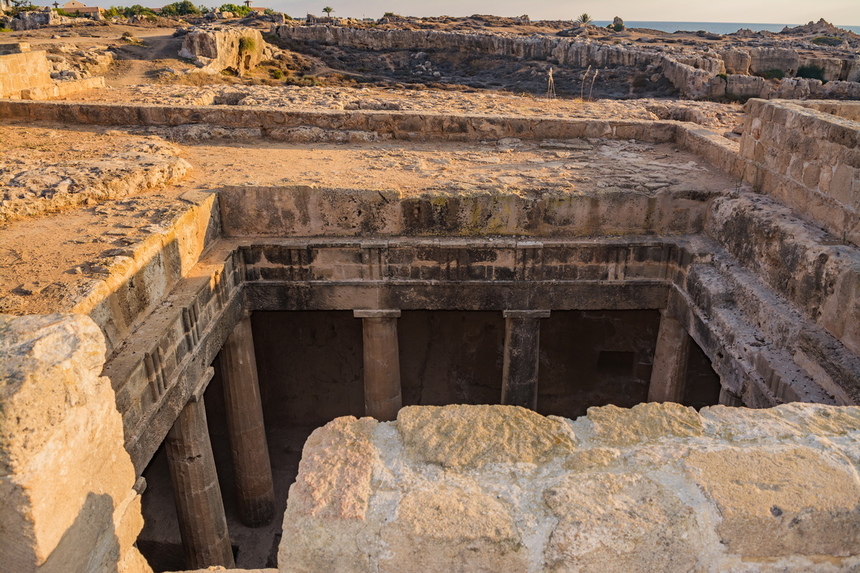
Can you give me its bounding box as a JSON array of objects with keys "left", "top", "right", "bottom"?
[
  {"left": 719, "top": 386, "right": 744, "bottom": 407},
  {"left": 648, "top": 311, "right": 692, "bottom": 403},
  {"left": 354, "top": 309, "right": 402, "bottom": 421},
  {"left": 501, "top": 310, "right": 551, "bottom": 410},
  {"left": 218, "top": 315, "right": 275, "bottom": 527},
  {"left": 165, "top": 396, "right": 235, "bottom": 570}
]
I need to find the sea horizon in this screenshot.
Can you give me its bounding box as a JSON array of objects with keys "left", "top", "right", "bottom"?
[{"left": 591, "top": 20, "right": 860, "bottom": 35}]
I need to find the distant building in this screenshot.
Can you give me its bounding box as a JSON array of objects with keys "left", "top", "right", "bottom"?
[{"left": 60, "top": 0, "right": 104, "bottom": 15}]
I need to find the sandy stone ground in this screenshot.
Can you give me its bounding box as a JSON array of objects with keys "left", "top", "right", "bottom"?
[{"left": 0, "top": 114, "right": 737, "bottom": 317}]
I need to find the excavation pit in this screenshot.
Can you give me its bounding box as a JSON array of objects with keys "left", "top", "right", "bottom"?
[{"left": 2, "top": 98, "right": 859, "bottom": 572}]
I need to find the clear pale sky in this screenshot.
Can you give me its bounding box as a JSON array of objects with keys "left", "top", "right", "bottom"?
[{"left": 265, "top": 0, "right": 859, "bottom": 25}]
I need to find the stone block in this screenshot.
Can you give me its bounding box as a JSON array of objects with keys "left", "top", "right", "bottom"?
[
  {"left": 280, "top": 404, "right": 860, "bottom": 572},
  {"left": 397, "top": 404, "right": 576, "bottom": 468},
  {"left": 685, "top": 446, "right": 860, "bottom": 557},
  {"left": 0, "top": 314, "right": 150, "bottom": 573}
]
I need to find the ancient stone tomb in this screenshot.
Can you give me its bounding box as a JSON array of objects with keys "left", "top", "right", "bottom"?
[{"left": 0, "top": 96, "right": 859, "bottom": 572}]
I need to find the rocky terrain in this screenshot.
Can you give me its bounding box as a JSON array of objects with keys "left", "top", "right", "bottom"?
[{"left": 0, "top": 124, "right": 189, "bottom": 224}]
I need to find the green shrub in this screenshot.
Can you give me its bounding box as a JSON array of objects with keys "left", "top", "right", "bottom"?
[
  {"left": 238, "top": 36, "right": 255, "bottom": 53},
  {"left": 218, "top": 3, "right": 250, "bottom": 16},
  {"left": 796, "top": 64, "right": 826, "bottom": 81},
  {"left": 757, "top": 68, "right": 784, "bottom": 80},
  {"left": 612, "top": 22, "right": 623, "bottom": 32},
  {"left": 56, "top": 8, "right": 88, "bottom": 17},
  {"left": 269, "top": 68, "right": 283, "bottom": 79},
  {"left": 811, "top": 36, "right": 842, "bottom": 46},
  {"left": 119, "top": 4, "right": 156, "bottom": 17},
  {"left": 160, "top": 0, "right": 201, "bottom": 16}
]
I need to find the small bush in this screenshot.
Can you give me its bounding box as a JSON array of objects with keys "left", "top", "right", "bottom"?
[
  {"left": 797, "top": 64, "right": 826, "bottom": 81},
  {"left": 757, "top": 68, "right": 784, "bottom": 80},
  {"left": 811, "top": 36, "right": 842, "bottom": 46},
  {"left": 160, "top": 0, "right": 201, "bottom": 16},
  {"left": 56, "top": 8, "right": 88, "bottom": 17},
  {"left": 219, "top": 3, "right": 250, "bottom": 16},
  {"left": 612, "top": 22, "right": 623, "bottom": 32},
  {"left": 0, "top": 28, "right": 12, "bottom": 32},
  {"left": 269, "top": 68, "right": 283, "bottom": 79},
  {"left": 238, "top": 36, "right": 255, "bottom": 53}
]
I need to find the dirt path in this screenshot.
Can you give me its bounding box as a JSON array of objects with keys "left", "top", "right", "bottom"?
[{"left": 105, "top": 33, "right": 187, "bottom": 86}]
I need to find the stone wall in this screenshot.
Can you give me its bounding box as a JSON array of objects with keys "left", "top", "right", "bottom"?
[
  {"left": 0, "top": 100, "right": 680, "bottom": 143},
  {"left": 280, "top": 403, "right": 860, "bottom": 572},
  {"left": 0, "top": 313, "right": 151, "bottom": 573},
  {"left": 740, "top": 99, "right": 860, "bottom": 246},
  {"left": 218, "top": 185, "right": 712, "bottom": 238},
  {"left": 0, "top": 50, "right": 52, "bottom": 98},
  {"left": 0, "top": 49, "right": 107, "bottom": 99}
]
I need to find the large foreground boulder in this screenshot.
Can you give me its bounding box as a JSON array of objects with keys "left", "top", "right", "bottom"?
[
  {"left": 0, "top": 314, "right": 151, "bottom": 572},
  {"left": 281, "top": 402, "right": 860, "bottom": 572}
]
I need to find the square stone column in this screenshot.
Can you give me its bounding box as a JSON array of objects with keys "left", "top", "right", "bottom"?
[
  {"left": 165, "top": 395, "right": 235, "bottom": 570},
  {"left": 354, "top": 309, "right": 403, "bottom": 421},
  {"left": 501, "top": 310, "right": 551, "bottom": 410},
  {"left": 218, "top": 315, "right": 275, "bottom": 527},
  {"left": 648, "top": 310, "right": 692, "bottom": 403}
]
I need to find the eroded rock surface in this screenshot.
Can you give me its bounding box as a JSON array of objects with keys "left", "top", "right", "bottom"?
[
  {"left": 281, "top": 403, "right": 860, "bottom": 572},
  {"left": 0, "top": 127, "right": 190, "bottom": 224},
  {"left": 0, "top": 313, "right": 151, "bottom": 573},
  {"left": 179, "top": 27, "right": 264, "bottom": 75}
]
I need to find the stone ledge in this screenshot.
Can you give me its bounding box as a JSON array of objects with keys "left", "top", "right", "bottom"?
[{"left": 281, "top": 403, "right": 860, "bottom": 572}]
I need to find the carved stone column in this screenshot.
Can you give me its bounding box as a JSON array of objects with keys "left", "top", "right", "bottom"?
[
  {"left": 218, "top": 315, "right": 275, "bottom": 527},
  {"left": 354, "top": 309, "right": 402, "bottom": 421},
  {"left": 501, "top": 310, "right": 551, "bottom": 410},
  {"left": 165, "top": 396, "right": 234, "bottom": 570},
  {"left": 648, "top": 310, "right": 692, "bottom": 403}
]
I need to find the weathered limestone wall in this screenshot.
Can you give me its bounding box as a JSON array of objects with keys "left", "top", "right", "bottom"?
[
  {"left": 0, "top": 50, "right": 52, "bottom": 98},
  {"left": 101, "top": 238, "right": 245, "bottom": 474},
  {"left": 0, "top": 314, "right": 151, "bottom": 573},
  {"left": 0, "top": 100, "right": 681, "bottom": 143},
  {"left": 740, "top": 99, "right": 860, "bottom": 246},
  {"left": 281, "top": 403, "right": 860, "bottom": 573},
  {"left": 0, "top": 49, "right": 106, "bottom": 99},
  {"left": 179, "top": 28, "right": 265, "bottom": 76},
  {"left": 21, "top": 76, "right": 106, "bottom": 100},
  {"left": 218, "top": 185, "right": 713, "bottom": 238},
  {"left": 803, "top": 100, "right": 860, "bottom": 121},
  {"left": 272, "top": 25, "right": 860, "bottom": 100}
]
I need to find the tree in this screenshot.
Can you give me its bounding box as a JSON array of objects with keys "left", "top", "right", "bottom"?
[
  {"left": 576, "top": 13, "right": 592, "bottom": 25},
  {"left": 160, "top": 0, "right": 201, "bottom": 16},
  {"left": 219, "top": 2, "right": 250, "bottom": 15},
  {"left": 322, "top": 5, "right": 333, "bottom": 16}
]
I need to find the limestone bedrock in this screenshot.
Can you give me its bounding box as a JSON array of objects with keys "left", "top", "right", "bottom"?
[
  {"left": 0, "top": 313, "right": 151, "bottom": 573},
  {"left": 280, "top": 402, "right": 860, "bottom": 573}
]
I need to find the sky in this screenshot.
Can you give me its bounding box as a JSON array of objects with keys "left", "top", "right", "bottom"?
[
  {"left": 265, "top": 0, "right": 859, "bottom": 25},
  {"left": 69, "top": 0, "right": 860, "bottom": 26}
]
